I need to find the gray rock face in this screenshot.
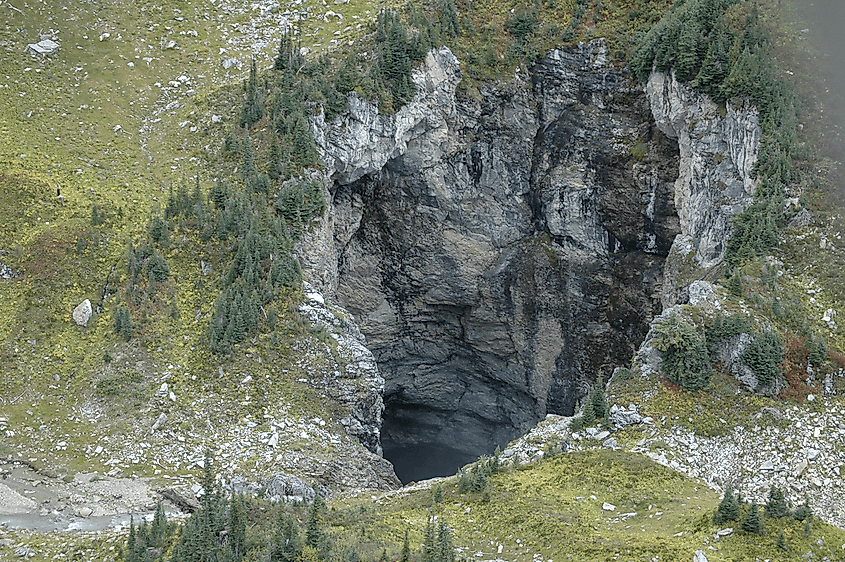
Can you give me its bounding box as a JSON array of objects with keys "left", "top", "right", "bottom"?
[
  {"left": 645, "top": 71, "right": 761, "bottom": 271},
  {"left": 298, "top": 283, "right": 387, "bottom": 457},
  {"left": 310, "top": 41, "right": 682, "bottom": 464}
]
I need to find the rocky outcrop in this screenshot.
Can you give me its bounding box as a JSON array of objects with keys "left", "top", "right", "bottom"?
[
  {"left": 307, "top": 41, "right": 683, "bottom": 478},
  {"left": 645, "top": 71, "right": 761, "bottom": 280},
  {"left": 298, "top": 283, "right": 387, "bottom": 457}
]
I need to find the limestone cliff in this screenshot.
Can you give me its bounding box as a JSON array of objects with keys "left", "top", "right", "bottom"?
[
  {"left": 303, "top": 41, "right": 759, "bottom": 476},
  {"left": 645, "top": 71, "right": 761, "bottom": 305}
]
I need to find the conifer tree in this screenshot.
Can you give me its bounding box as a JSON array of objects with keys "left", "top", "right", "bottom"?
[
  {"left": 587, "top": 378, "right": 608, "bottom": 420},
  {"left": 436, "top": 521, "right": 454, "bottom": 562},
  {"left": 741, "top": 501, "right": 762, "bottom": 534},
  {"left": 777, "top": 530, "right": 787, "bottom": 551},
  {"left": 114, "top": 305, "right": 133, "bottom": 341},
  {"left": 228, "top": 494, "right": 246, "bottom": 559},
  {"left": 241, "top": 57, "right": 264, "bottom": 128},
  {"left": 582, "top": 400, "right": 596, "bottom": 427},
  {"left": 765, "top": 486, "right": 789, "bottom": 518},
  {"left": 128, "top": 515, "right": 138, "bottom": 562},
  {"left": 150, "top": 502, "right": 167, "bottom": 548},
  {"left": 275, "top": 29, "right": 294, "bottom": 72},
  {"left": 714, "top": 482, "right": 740, "bottom": 524},
  {"left": 422, "top": 517, "right": 436, "bottom": 562},
  {"left": 306, "top": 494, "right": 327, "bottom": 554},
  {"left": 271, "top": 513, "right": 302, "bottom": 562},
  {"left": 442, "top": 0, "right": 459, "bottom": 38},
  {"left": 793, "top": 497, "right": 812, "bottom": 521}
]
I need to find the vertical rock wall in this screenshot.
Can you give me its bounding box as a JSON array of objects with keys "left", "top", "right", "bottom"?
[{"left": 304, "top": 42, "right": 759, "bottom": 473}]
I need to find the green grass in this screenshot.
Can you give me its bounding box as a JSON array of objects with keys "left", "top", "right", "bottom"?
[{"left": 325, "top": 449, "right": 845, "bottom": 562}]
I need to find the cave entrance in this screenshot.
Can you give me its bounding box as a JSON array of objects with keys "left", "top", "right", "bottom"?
[
  {"left": 382, "top": 442, "right": 480, "bottom": 485},
  {"left": 379, "top": 399, "right": 514, "bottom": 485}
]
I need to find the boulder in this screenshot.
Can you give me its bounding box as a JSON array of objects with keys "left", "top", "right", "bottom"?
[
  {"left": 151, "top": 413, "right": 168, "bottom": 431},
  {"left": 262, "top": 473, "right": 316, "bottom": 503},
  {"left": 72, "top": 299, "right": 92, "bottom": 327}
]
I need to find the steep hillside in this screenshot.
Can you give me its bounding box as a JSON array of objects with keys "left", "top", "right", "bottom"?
[{"left": 0, "top": 0, "right": 844, "bottom": 560}]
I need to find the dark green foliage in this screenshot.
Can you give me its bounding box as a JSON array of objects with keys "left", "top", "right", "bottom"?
[
  {"left": 714, "top": 482, "right": 740, "bottom": 525},
  {"left": 306, "top": 494, "right": 328, "bottom": 555},
  {"left": 291, "top": 115, "right": 319, "bottom": 167},
  {"left": 91, "top": 203, "right": 105, "bottom": 226},
  {"left": 741, "top": 501, "right": 762, "bottom": 534},
  {"left": 727, "top": 271, "right": 743, "bottom": 298},
  {"left": 114, "top": 305, "right": 133, "bottom": 341},
  {"left": 560, "top": 0, "right": 587, "bottom": 42},
  {"left": 400, "top": 529, "right": 411, "bottom": 562},
  {"left": 457, "top": 454, "right": 500, "bottom": 495},
  {"left": 223, "top": 129, "right": 242, "bottom": 156},
  {"left": 629, "top": 0, "right": 798, "bottom": 268},
  {"left": 793, "top": 497, "right": 812, "bottom": 521},
  {"left": 442, "top": 0, "right": 460, "bottom": 38},
  {"left": 422, "top": 517, "right": 454, "bottom": 562},
  {"left": 148, "top": 215, "right": 169, "bottom": 246},
  {"left": 271, "top": 513, "right": 302, "bottom": 562},
  {"left": 777, "top": 529, "right": 787, "bottom": 550},
  {"left": 653, "top": 312, "right": 712, "bottom": 391},
  {"left": 422, "top": 517, "right": 436, "bottom": 562},
  {"left": 211, "top": 177, "right": 229, "bottom": 208},
  {"left": 629, "top": 0, "right": 738, "bottom": 82},
  {"left": 146, "top": 251, "right": 170, "bottom": 283},
  {"left": 228, "top": 494, "right": 247, "bottom": 560},
  {"left": 241, "top": 57, "right": 264, "bottom": 128},
  {"left": 765, "top": 486, "right": 789, "bottom": 518},
  {"left": 124, "top": 505, "right": 177, "bottom": 562},
  {"left": 207, "top": 184, "right": 303, "bottom": 353},
  {"left": 806, "top": 332, "right": 828, "bottom": 366},
  {"left": 373, "top": 10, "right": 422, "bottom": 109},
  {"left": 504, "top": 9, "right": 537, "bottom": 43},
  {"left": 275, "top": 30, "right": 302, "bottom": 73},
  {"left": 705, "top": 313, "right": 753, "bottom": 358},
  {"left": 581, "top": 400, "right": 596, "bottom": 427},
  {"left": 432, "top": 483, "right": 443, "bottom": 504},
  {"left": 741, "top": 330, "right": 784, "bottom": 387},
  {"left": 803, "top": 517, "right": 811, "bottom": 537},
  {"left": 435, "top": 520, "right": 455, "bottom": 562},
  {"left": 276, "top": 180, "right": 326, "bottom": 234},
  {"left": 587, "top": 381, "right": 608, "bottom": 420}
]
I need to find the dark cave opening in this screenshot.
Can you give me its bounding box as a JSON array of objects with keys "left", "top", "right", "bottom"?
[
  {"left": 379, "top": 400, "right": 512, "bottom": 485},
  {"left": 382, "top": 442, "right": 480, "bottom": 485}
]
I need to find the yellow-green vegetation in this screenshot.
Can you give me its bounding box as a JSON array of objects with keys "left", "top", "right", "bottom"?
[
  {"left": 1, "top": 1, "right": 844, "bottom": 562},
  {"left": 12, "top": 449, "right": 842, "bottom": 562}
]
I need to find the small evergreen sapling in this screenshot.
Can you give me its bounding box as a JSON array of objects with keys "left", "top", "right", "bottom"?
[
  {"left": 741, "top": 501, "right": 762, "bottom": 534},
  {"left": 793, "top": 497, "right": 812, "bottom": 521},
  {"left": 714, "top": 483, "right": 740, "bottom": 524},
  {"left": 764, "top": 486, "right": 789, "bottom": 518},
  {"left": 776, "top": 530, "right": 787, "bottom": 551}
]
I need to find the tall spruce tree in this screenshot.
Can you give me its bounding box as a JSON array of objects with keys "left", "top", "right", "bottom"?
[
  {"left": 271, "top": 513, "right": 302, "bottom": 562},
  {"left": 241, "top": 57, "right": 264, "bottom": 128},
  {"left": 306, "top": 494, "right": 327, "bottom": 554},
  {"left": 400, "top": 529, "right": 411, "bottom": 562}
]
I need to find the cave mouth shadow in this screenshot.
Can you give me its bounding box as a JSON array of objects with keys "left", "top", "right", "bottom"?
[
  {"left": 381, "top": 441, "right": 481, "bottom": 485},
  {"left": 379, "top": 401, "right": 511, "bottom": 485}
]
